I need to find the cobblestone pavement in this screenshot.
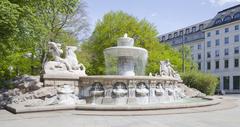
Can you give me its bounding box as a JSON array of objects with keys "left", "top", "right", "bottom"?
[{"left": 0, "top": 95, "right": 240, "bottom": 127}]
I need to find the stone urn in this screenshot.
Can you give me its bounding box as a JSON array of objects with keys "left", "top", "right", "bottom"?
[{"left": 57, "top": 84, "right": 78, "bottom": 105}]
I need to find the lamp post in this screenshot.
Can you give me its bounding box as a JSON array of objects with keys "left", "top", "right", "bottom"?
[{"left": 181, "top": 34, "right": 186, "bottom": 73}]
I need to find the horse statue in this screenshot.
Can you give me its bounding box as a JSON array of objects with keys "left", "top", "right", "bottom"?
[{"left": 44, "top": 42, "right": 86, "bottom": 76}]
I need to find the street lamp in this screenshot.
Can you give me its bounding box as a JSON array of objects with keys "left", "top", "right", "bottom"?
[{"left": 181, "top": 34, "right": 186, "bottom": 73}]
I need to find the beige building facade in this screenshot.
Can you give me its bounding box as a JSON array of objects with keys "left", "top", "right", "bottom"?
[{"left": 159, "top": 5, "right": 240, "bottom": 93}]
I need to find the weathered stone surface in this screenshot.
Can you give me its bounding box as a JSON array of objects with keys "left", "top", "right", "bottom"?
[
  {"left": 33, "top": 87, "right": 57, "bottom": 98},
  {"left": 58, "top": 94, "right": 78, "bottom": 105},
  {"left": 24, "top": 96, "right": 59, "bottom": 107},
  {"left": 180, "top": 83, "right": 206, "bottom": 97},
  {"left": 10, "top": 93, "right": 35, "bottom": 104},
  {"left": 76, "top": 99, "right": 86, "bottom": 105},
  {"left": 9, "top": 75, "right": 42, "bottom": 93}
]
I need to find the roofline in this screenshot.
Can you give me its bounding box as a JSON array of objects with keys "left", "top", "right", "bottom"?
[
  {"left": 158, "top": 19, "right": 211, "bottom": 37},
  {"left": 218, "top": 4, "right": 240, "bottom": 14}
]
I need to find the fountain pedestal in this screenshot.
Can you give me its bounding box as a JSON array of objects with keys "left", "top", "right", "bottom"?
[{"left": 118, "top": 56, "right": 135, "bottom": 76}]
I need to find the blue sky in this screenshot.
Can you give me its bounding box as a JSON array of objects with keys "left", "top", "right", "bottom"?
[{"left": 87, "top": 0, "right": 240, "bottom": 35}]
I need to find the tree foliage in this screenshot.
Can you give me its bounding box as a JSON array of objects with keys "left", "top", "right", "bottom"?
[
  {"left": 0, "top": 0, "right": 89, "bottom": 85},
  {"left": 80, "top": 11, "right": 195, "bottom": 75}
]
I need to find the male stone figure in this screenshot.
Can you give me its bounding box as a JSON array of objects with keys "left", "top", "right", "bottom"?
[{"left": 159, "top": 60, "right": 181, "bottom": 80}]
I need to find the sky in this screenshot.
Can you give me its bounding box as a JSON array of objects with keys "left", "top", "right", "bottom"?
[{"left": 86, "top": 0, "right": 240, "bottom": 35}]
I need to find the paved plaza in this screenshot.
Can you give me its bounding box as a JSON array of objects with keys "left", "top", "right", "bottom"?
[{"left": 0, "top": 95, "right": 240, "bottom": 127}]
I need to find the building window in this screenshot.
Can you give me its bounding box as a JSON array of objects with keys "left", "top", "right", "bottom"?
[
  {"left": 207, "top": 41, "right": 211, "bottom": 47},
  {"left": 198, "top": 53, "right": 201, "bottom": 60},
  {"left": 224, "top": 60, "right": 229, "bottom": 68},
  {"left": 233, "top": 76, "right": 240, "bottom": 90},
  {"left": 235, "top": 25, "right": 239, "bottom": 30},
  {"left": 168, "top": 34, "right": 172, "bottom": 39},
  {"left": 162, "top": 36, "right": 165, "bottom": 41},
  {"left": 215, "top": 50, "right": 220, "bottom": 57},
  {"left": 215, "top": 39, "right": 220, "bottom": 46},
  {"left": 216, "top": 30, "right": 220, "bottom": 35},
  {"left": 207, "top": 32, "right": 211, "bottom": 37},
  {"left": 233, "top": 12, "right": 240, "bottom": 20},
  {"left": 215, "top": 60, "right": 219, "bottom": 69},
  {"left": 199, "top": 24, "right": 204, "bottom": 30},
  {"left": 179, "top": 30, "right": 183, "bottom": 36},
  {"left": 234, "top": 35, "right": 239, "bottom": 42},
  {"left": 223, "top": 16, "right": 232, "bottom": 23},
  {"left": 198, "top": 62, "right": 201, "bottom": 70},
  {"left": 185, "top": 28, "right": 190, "bottom": 34},
  {"left": 197, "top": 44, "right": 201, "bottom": 50},
  {"left": 214, "top": 19, "right": 222, "bottom": 25},
  {"left": 207, "top": 52, "right": 211, "bottom": 58},
  {"left": 234, "top": 47, "right": 239, "bottom": 54},
  {"left": 235, "top": 59, "right": 239, "bottom": 67},
  {"left": 192, "top": 26, "right": 196, "bottom": 33},
  {"left": 207, "top": 61, "right": 211, "bottom": 70},
  {"left": 224, "top": 48, "right": 229, "bottom": 56},
  {"left": 224, "top": 37, "right": 229, "bottom": 44},
  {"left": 223, "top": 76, "right": 230, "bottom": 90},
  {"left": 225, "top": 28, "right": 229, "bottom": 33},
  {"left": 174, "top": 32, "right": 178, "bottom": 38}
]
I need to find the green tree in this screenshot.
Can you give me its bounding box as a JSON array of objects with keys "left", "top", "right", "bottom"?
[
  {"left": 0, "top": 0, "right": 89, "bottom": 86},
  {"left": 26, "top": 0, "right": 89, "bottom": 73},
  {"left": 80, "top": 11, "right": 195, "bottom": 75}
]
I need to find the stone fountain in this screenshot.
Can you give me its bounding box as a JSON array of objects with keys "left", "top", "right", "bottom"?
[
  {"left": 78, "top": 34, "right": 190, "bottom": 105},
  {"left": 3, "top": 34, "right": 215, "bottom": 114}
]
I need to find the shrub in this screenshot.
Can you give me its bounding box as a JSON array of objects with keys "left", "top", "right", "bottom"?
[{"left": 181, "top": 71, "right": 219, "bottom": 95}]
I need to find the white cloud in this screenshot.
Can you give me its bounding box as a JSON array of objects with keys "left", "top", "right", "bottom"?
[{"left": 208, "top": 0, "right": 240, "bottom": 6}]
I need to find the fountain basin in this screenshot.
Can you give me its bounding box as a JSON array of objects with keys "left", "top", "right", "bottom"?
[
  {"left": 78, "top": 75, "right": 182, "bottom": 105},
  {"left": 5, "top": 97, "right": 222, "bottom": 114},
  {"left": 75, "top": 97, "right": 221, "bottom": 111}
]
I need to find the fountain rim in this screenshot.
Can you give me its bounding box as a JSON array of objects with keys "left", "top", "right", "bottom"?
[
  {"left": 75, "top": 97, "right": 220, "bottom": 111},
  {"left": 104, "top": 46, "right": 148, "bottom": 51},
  {"left": 103, "top": 46, "right": 148, "bottom": 56},
  {"left": 79, "top": 75, "right": 179, "bottom": 81},
  {"left": 5, "top": 97, "right": 223, "bottom": 114}
]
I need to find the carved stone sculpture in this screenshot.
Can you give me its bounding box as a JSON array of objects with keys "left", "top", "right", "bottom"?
[
  {"left": 112, "top": 82, "right": 128, "bottom": 97},
  {"left": 57, "top": 85, "right": 79, "bottom": 105},
  {"left": 44, "top": 42, "right": 86, "bottom": 76},
  {"left": 89, "top": 82, "right": 104, "bottom": 97},
  {"left": 159, "top": 60, "right": 182, "bottom": 80},
  {"left": 136, "top": 82, "right": 149, "bottom": 97},
  {"left": 155, "top": 83, "right": 165, "bottom": 96}
]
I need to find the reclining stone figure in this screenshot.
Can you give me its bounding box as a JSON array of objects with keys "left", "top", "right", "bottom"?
[{"left": 159, "top": 60, "right": 181, "bottom": 80}]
